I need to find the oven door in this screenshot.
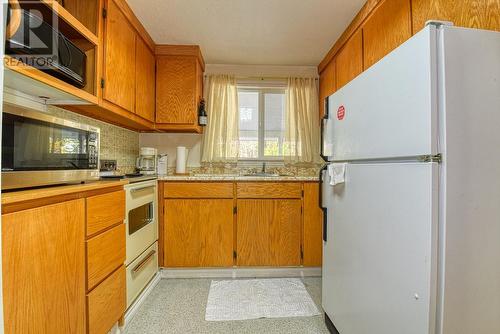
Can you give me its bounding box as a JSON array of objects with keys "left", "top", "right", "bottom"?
[{"left": 125, "top": 180, "right": 158, "bottom": 265}]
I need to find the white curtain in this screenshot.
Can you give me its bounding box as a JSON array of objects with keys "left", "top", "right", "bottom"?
[
  {"left": 201, "top": 75, "right": 239, "bottom": 163},
  {"left": 284, "top": 77, "right": 321, "bottom": 164}
]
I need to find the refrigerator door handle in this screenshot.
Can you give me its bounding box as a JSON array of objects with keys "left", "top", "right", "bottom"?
[
  {"left": 319, "top": 164, "right": 328, "bottom": 242},
  {"left": 320, "top": 97, "right": 329, "bottom": 162}
]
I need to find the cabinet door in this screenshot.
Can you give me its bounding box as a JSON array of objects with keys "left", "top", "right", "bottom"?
[
  {"left": 319, "top": 59, "right": 336, "bottom": 118},
  {"left": 336, "top": 29, "right": 363, "bottom": 90},
  {"left": 103, "top": 0, "right": 136, "bottom": 112},
  {"left": 164, "top": 199, "right": 233, "bottom": 267},
  {"left": 2, "top": 199, "right": 86, "bottom": 334},
  {"left": 363, "top": 0, "right": 412, "bottom": 69},
  {"left": 303, "top": 183, "right": 323, "bottom": 267},
  {"left": 412, "top": 0, "right": 500, "bottom": 32},
  {"left": 156, "top": 56, "right": 198, "bottom": 125},
  {"left": 237, "top": 199, "right": 302, "bottom": 266},
  {"left": 135, "top": 36, "right": 156, "bottom": 122}
]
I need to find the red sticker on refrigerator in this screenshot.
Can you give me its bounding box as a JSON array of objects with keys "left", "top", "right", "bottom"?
[{"left": 337, "top": 105, "right": 345, "bottom": 120}]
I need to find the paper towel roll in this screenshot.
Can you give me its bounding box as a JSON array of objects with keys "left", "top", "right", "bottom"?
[{"left": 176, "top": 146, "right": 187, "bottom": 174}]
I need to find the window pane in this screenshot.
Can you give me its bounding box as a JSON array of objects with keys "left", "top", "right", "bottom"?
[
  {"left": 264, "top": 92, "right": 285, "bottom": 157},
  {"left": 238, "top": 91, "right": 259, "bottom": 159}
]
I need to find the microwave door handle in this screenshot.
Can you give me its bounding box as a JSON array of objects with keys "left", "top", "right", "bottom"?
[{"left": 319, "top": 165, "right": 328, "bottom": 242}]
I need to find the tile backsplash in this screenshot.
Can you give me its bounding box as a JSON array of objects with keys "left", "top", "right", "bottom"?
[{"left": 47, "top": 106, "right": 139, "bottom": 173}]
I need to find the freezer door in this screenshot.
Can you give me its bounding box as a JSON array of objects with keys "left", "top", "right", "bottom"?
[
  {"left": 322, "top": 162, "right": 439, "bottom": 334},
  {"left": 326, "top": 26, "right": 438, "bottom": 161}
]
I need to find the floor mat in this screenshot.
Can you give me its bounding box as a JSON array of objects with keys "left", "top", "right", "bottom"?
[{"left": 205, "top": 278, "right": 321, "bottom": 321}]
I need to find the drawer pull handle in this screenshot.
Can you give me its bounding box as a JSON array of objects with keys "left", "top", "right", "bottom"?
[{"left": 132, "top": 250, "right": 156, "bottom": 273}]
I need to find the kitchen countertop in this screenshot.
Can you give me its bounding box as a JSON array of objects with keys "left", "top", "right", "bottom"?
[
  {"left": 1, "top": 180, "right": 129, "bottom": 207},
  {"left": 157, "top": 175, "right": 319, "bottom": 182}
]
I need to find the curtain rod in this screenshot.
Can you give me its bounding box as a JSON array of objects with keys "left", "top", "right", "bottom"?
[{"left": 203, "top": 75, "right": 318, "bottom": 80}]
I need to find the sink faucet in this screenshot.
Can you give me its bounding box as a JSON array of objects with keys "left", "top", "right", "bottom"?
[{"left": 262, "top": 162, "right": 266, "bottom": 174}]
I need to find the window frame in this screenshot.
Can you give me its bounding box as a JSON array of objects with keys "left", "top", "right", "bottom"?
[{"left": 237, "top": 86, "right": 286, "bottom": 161}]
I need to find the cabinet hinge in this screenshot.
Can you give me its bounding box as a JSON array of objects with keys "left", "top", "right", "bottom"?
[
  {"left": 100, "top": 78, "right": 105, "bottom": 89},
  {"left": 102, "top": 8, "right": 107, "bottom": 19},
  {"left": 233, "top": 206, "right": 237, "bottom": 214},
  {"left": 301, "top": 190, "right": 304, "bottom": 197},
  {"left": 233, "top": 251, "right": 237, "bottom": 259},
  {"left": 301, "top": 206, "right": 303, "bottom": 214},
  {"left": 300, "top": 246, "right": 304, "bottom": 260}
]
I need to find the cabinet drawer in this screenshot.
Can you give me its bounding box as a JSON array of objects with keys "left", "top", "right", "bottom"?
[
  {"left": 87, "top": 190, "right": 125, "bottom": 236},
  {"left": 237, "top": 183, "right": 302, "bottom": 199},
  {"left": 87, "top": 266, "right": 126, "bottom": 334},
  {"left": 164, "top": 182, "right": 233, "bottom": 198},
  {"left": 87, "top": 224, "right": 126, "bottom": 290}
]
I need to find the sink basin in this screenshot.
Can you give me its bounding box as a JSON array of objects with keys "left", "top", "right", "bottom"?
[
  {"left": 241, "top": 173, "right": 280, "bottom": 177},
  {"left": 192, "top": 173, "right": 238, "bottom": 177}
]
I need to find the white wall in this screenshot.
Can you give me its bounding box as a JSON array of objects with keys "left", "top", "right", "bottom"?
[{"left": 139, "top": 133, "right": 203, "bottom": 167}]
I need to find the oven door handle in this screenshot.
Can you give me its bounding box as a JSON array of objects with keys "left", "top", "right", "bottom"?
[
  {"left": 130, "top": 186, "right": 155, "bottom": 192},
  {"left": 132, "top": 250, "right": 156, "bottom": 274}
]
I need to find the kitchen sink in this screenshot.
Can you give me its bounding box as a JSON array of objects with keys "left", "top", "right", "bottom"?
[{"left": 241, "top": 173, "right": 281, "bottom": 177}]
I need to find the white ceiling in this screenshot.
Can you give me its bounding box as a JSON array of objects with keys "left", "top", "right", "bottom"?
[{"left": 127, "top": 0, "right": 365, "bottom": 66}]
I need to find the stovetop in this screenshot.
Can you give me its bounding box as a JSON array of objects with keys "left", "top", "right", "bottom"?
[
  {"left": 100, "top": 173, "right": 157, "bottom": 183},
  {"left": 100, "top": 160, "right": 157, "bottom": 183}
]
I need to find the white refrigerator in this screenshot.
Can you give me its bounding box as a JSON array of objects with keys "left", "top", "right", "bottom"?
[{"left": 320, "top": 22, "right": 500, "bottom": 334}]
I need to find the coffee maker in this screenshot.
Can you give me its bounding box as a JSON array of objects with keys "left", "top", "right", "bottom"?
[{"left": 136, "top": 147, "right": 158, "bottom": 175}]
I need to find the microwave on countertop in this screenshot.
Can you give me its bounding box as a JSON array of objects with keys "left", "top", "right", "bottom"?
[{"left": 1, "top": 104, "right": 100, "bottom": 190}]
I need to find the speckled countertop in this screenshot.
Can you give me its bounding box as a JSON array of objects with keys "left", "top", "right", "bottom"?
[{"left": 157, "top": 174, "right": 319, "bottom": 182}]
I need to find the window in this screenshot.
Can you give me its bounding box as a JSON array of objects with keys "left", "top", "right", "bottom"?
[{"left": 238, "top": 87, "right": 286, "bottom": 160}]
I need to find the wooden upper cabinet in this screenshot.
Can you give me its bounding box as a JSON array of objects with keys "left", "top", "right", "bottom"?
[
  {"left": 135, "top": 36, "right": 156, "bottom": 122},
  {"left": 412, "top": 0, "right": 500, "bottom": 32},
  {"left": 319, "top": 59, "right": 336, "bottom": 118},
  {"left": 103, "top": 0, "right": 137, "bottom": 112},
  {"left": 363, "top": 0, "right": 412, "bottom": 69},
  {"left": 336, "top": 29, "right": 363, "bottom": 90},
  {"left": 2, "top": 199, "right": 86, "bottom": 334},
  {"left": 155, "top": 45, "right": 205, "bottom": 133}
]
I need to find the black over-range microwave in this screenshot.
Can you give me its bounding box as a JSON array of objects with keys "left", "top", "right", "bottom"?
[
  {"left": 5, "top": 1, "right": 87, "bottom": 88},
  {"left": 1, "top": 105, "right": 100, "bottom": 190}
]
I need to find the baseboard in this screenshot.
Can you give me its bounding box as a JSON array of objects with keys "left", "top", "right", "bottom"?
[
  {"left": 161, "top": 267, "right": 322, "bottom": 279},
  {"left": 122, "top": 272, "right": 162, "bottom": 329}
]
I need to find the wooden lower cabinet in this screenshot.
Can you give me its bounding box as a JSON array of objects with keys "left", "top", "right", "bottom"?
[
  {"left": 2, "top": 199, "right": 87, "bottom": 334},
  {"left": 303, "top": 183, "right": 323, "bottom": 266},
  {"left": 87, "top": 266, "right": 126, "bottom": 334},
  {"left": 164, "top": 199, "right": 234, "bottom": 267},
  {"left": 87, "top": 224, "right": 126, "bottom": 290},
  {"left": 2, "top": 184, "right": 127, "bottom": 334},
  {"left": 237, "top": 199, "right": 302, "bottom": 267},
  {"left": 86, "top": 190, "right": 125, "bottom": 236},
  {"left": 161, "top": 181, "right": 322, "bottom": 268}
]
